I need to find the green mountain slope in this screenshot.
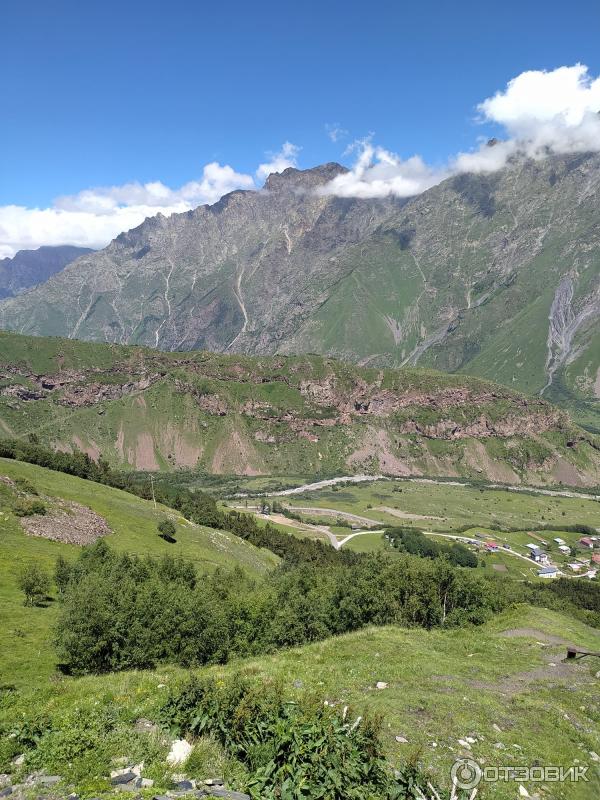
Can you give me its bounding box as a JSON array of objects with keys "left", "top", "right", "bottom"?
[
  {"left": 2, "top": 605, "right": 599, "bottom": 798},
  {"left": 1, "top": 331, "right": 599, "bottom": 487},
  {"left": 0, "top": 155, "right": 598, "bottom": 430},
  {"left": 0, "top": 458, "right": 278, "bottom": 683}
]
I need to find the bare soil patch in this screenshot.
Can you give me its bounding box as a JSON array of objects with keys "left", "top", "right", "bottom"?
[
  {"left": 346, "top": 428, "right": 412, "bottom": 476},
  {"left": 498, "top": 628, "right": 572, "bottom": 646},
  {"left": 20, "top": 499, "right": 111, "bottom": 545},
  {"left": 212, "top": 430, "right": 262, "bottom": 476}
]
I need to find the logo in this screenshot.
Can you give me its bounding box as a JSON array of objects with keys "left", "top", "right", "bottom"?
[
  {"left": 451, "top": 758, "right": 482, "bottom": 790},
  {"left": 450, "top": 759, "right": 589, "bottom": 789}
]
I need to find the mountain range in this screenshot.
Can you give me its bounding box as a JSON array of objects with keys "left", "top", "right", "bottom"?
[
  {"left": 0, "top": 153, "right": 598, "bottom": 432},
  {"left": 0, "top": 245, "right": 92, "bottom": 299}
]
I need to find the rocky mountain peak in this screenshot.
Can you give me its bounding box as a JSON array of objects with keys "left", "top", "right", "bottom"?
[
  {"left": 263, "top": 162, "right": 348, "bottom": 192},
  {"left": 0, "top": 245, "right": 93, "bottom": 299}
]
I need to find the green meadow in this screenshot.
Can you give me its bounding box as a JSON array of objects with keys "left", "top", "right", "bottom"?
[{"left": 0, "top": 458, "right": 277, "bottom": 685}]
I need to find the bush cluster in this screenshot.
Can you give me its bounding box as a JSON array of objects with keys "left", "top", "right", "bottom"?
[
  {"left": 387, "top": 527, "right": 478, "bottom": 568},
  {"left": 17, "top": 563, "right": 50, "bottom": 606},
  {"left": 12, "top": 499, "right": 47, "bottom": 517},
  {"left": 54, "top": 541, "right": 501, "bottom": 674}
]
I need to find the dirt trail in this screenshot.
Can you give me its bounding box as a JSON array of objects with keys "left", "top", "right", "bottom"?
[
  {"left": 242, "top": 507, "right": 382, "bottom": 550},
  {"left": 374, "top": 505, "right": 443, "bottom": 522}
]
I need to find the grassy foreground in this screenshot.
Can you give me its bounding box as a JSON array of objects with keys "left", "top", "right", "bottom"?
[
  {"left": 0, "top": 605, "right": 598, "bottom": 799},
  {"left": 0, "top": 458, "right": 277, "bottom": 685}
]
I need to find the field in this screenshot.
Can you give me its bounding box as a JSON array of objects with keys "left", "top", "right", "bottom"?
[
  {"left": 268, "top": 478, "right": 600, "bottom": 533},
  {"left": 0, "top": 458, "right": 277, "bottom": 685},
  {"left": 224, "top": 477, "right": 600, "bottom": 578},
  {"left": 1, "top": 605, "right": 599, "bottom": 799}
]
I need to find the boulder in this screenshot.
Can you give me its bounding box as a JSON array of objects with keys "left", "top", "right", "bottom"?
[
  {"left": 166, "top": 739, "right": 193, "bottom": 766},
  {"left": 110, "top": 771, "right": 137, "bottom": 785},
  {"left": 134, "top": 718, "right": 159, "bottom": 734},
  {"left": 36, "top": 775, "right": 62, "bottom": 786}
]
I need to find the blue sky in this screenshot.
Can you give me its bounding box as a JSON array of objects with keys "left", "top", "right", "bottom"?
[{"left": 1, "top": 0, "right": 599, "bottom": 255}]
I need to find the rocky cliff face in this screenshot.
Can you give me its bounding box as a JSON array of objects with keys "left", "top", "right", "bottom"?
[
  {"left": 0, "top": 157, "right": 598, "bottom": 431},
  {"left": 0, "top": 245, "right": 92, "bottom": 299},
  {"left": 1, "top": 332, "right": 598, "bottom": 486}
]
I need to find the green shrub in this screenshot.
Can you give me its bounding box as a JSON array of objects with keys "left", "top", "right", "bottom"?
[
  {"left": 162, "top": 676, "right": 393, "bottom": 800},
  {"left": 12, "top": 499, "right": 47, "bottom": 516},
  {"left": 54, "top": 555, "right": 73, "bottom": 596},
  {"left": 54, "top": 542, "right": 501, "bottom": 674},
  {"left": 157, "top": 517, "right": 177, "bottom": 542},
  {"left": 17, "top": 563, "right": 51, "bottom": 606},
  {"left": 14, "top": 477, "right": 38, "bottom": 495}
]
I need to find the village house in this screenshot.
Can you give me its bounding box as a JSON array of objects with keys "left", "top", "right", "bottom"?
[
  {"left": 526, "top": 544, "right": 548, "bottom": 563},
  {"left": 538, "top": 565, "right": 558, "bottom": 578},
  {"left": 553, "top": 537, "right": 565, "bottom": 545},
  {"left": 592, "top": 553, "right": 600, "bottom": 565},
  {"left": 558, "top": 544, "right": 571, "bottom": 554},
  {"left": 485, "top": 540, "right": 499, "bottom": 552},
  {"left": 579, "top": 537, "right": 594, "bottom": 549}
]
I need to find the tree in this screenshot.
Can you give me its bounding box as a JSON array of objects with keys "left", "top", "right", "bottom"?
[
  {"left": 54, "top": 555, "right": 72, "bottom": 596},
  {"left": 18, "top": 563, "right": 51, "bottom": 606},
  {"left": 157, "top": 517, "right": 177, "bottom": 542}
]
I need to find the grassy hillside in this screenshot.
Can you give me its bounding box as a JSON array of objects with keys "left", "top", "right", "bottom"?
[
  {"left": 1, "top": 331, "right": 599, "bottom": 487},
  {"left": 1, "top": 606, "right": 598, "bottom": 798},
  {"left": 0, "top": 458, "right": 277, "bottom": 685}
]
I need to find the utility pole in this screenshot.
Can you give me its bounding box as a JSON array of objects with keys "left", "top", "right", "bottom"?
[{"left": 150, "top": 474, "right": 157, "bottom": 511}]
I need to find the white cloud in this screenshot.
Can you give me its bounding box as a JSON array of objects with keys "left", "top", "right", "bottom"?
[
  {"left": 0, "top": 148, "right": 298, "bottom": 258},
  {"left": 0, "top": 204, "right": 188, "bottom": 259},
  {"left": 256, "top": 142, "right": 300, "bottom": 182},
  {"left": 479, "top": 64, "right": 600, "bottom": 132},
  {"left": 52, "top": 162, "right": 255, "bottom": 217},
  {"left": 325, "top": 123, "right": 349, "bottom": 143},
  {"left": 318, "top": 139, "right": 448, "bottom": 198},
  {"left": 321, "top": 64, "right": 600, "bottom": 200}
]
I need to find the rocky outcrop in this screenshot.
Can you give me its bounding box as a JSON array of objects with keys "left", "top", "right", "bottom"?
[
  {"left": 0, "top": 331, "right": 598, "bottom": 484},
  {"left": 20, "top": 498, "right": 111, "bottom": 545},
  {"left": 0, "top": 368, "right": 160, "bottom": 407}
]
